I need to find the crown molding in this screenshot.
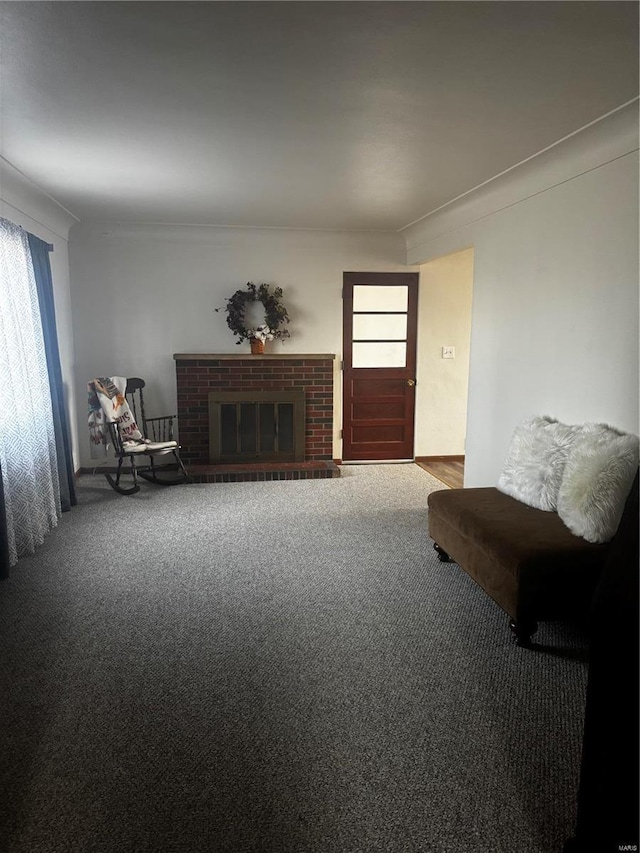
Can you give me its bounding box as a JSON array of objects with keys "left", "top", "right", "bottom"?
[
  {"left": 402, "top": 100, "right": 639, "bottom": 264},
  {"left": 0, "top": 157, "right": 79, "bottom": 241}
]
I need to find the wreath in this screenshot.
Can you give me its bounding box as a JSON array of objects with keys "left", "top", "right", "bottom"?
[{"left": 217, "top": 282, "right": 291, "bottom": 344}]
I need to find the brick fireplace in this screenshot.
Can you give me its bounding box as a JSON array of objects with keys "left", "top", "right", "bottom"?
[{"left": 174, "top": 353, "right": 339, "bottom": 482}]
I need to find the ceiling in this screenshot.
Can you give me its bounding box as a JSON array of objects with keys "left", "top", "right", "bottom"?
[{"left": 1, "top": 1, "right": 637, "bottom": 232}]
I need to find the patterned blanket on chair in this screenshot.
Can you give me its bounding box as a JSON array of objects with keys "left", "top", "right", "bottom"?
[{"left": 87, "top": 377, "right": 144, "bottom": 458}]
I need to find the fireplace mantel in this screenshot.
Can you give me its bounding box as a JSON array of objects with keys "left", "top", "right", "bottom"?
[{"left": 174, "top": 353, "right": 335, "bottom": 361}]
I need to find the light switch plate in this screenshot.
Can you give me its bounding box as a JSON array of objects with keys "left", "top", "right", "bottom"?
[{"left": 442, "top": 346, "right": 455, "bottom": 359}]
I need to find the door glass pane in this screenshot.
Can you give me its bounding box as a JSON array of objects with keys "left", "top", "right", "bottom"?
[
  {"left": 353, "top": 285, "right": 408, "bottom": 312},
  {"left": 352, "top": 342, "right": 406, "bottom": 368},
  {"left": 353, "top": 313, "right": 407, "bottom": 341}
]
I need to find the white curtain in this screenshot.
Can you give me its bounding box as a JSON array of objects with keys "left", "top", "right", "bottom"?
[{"left": 0, "top": 217, "right": 60, "bottom": 565}]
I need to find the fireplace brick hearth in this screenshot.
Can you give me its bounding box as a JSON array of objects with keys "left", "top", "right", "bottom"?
[{"left": 173, "top": 353, "right": 339, "bottom": 482}]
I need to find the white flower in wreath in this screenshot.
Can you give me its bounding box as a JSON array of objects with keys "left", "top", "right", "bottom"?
[{"left": 251, "top": 325, "right": 275, "bottom": 342}]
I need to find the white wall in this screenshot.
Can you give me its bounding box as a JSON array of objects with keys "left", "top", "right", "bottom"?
[
  {"left": 403, "top": 102, "right": 639, "bottom": 486},
  {"left": 0, "top": 159, "right": 80, "bottom": 469},
  {"left": 415, "top": 248, "right": 473, "bottom": 457},
  {"left": 69, "top": 223, "right": 414, "bottom": 466}
]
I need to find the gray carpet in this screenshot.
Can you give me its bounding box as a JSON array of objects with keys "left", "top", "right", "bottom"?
[{"left": 0, "top": 464, "right": 587, "bottom": 853}]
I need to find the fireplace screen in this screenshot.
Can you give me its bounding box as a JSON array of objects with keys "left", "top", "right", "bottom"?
[{"left": 209, "top": 390, "right": 305, "bottom": 463}]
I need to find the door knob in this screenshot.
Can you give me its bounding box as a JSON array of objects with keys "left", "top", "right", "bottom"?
[{"left": 407, "top": 379, "right": 416, "bottom": 387}]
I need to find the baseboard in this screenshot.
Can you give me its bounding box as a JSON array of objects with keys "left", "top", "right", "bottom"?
[
  {"left": 415, "top": 455, "right": 465, "bottom": 463},
  {"left": 79, "top": 465, "right": 118, "bottom": 475}
]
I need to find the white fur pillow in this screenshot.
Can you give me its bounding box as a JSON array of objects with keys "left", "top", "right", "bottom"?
[
  {"left": 557, "top": 423, "right": 639, "bottom": 544},
  {"left": 497, "top": 416, "right": 580, "bottom": 511}
]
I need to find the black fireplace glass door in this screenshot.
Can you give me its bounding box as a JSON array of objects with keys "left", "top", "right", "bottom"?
[
  {"left": 209, "top": 390, "right": 305, "bottom": 463},
  {"left": 220, "top": 404, "right": 237, "bottom": 456},
  {"left": 259, "top": 403, "right": 275, "bottom": 453},
  {"left": 240, "top": 403, "right": 257, "bottom": 454},
  {"left": 278, "top": 404, "right": 294, "bottom": 453}
]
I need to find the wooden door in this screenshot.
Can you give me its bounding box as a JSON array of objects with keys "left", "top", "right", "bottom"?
[{"left": 342, "top": 272, "right": 419, "bottom": 461}]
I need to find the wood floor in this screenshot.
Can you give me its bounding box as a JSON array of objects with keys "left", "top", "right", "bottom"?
[{"left": 416, "top": 456, "right": 464, "bottom": 489}]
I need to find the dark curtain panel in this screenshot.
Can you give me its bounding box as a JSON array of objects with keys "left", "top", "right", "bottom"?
[
  {"left": 564, "top": 472, "right": 639, "bottom": 852},
  {"left": 27, "top": 233, "right": 77, "bottom": 512},
  {"left": 0, "top": 464, "right": 9, "bottom": 579}
]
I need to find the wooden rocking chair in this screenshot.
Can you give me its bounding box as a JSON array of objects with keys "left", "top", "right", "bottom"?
[{"left": 105, "top": 377, "right": 190, "bottom": 495}]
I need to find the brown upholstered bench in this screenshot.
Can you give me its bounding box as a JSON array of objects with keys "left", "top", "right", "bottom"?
[{"left": 427, "top": 487, "right": 611, "bottom": 646}]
